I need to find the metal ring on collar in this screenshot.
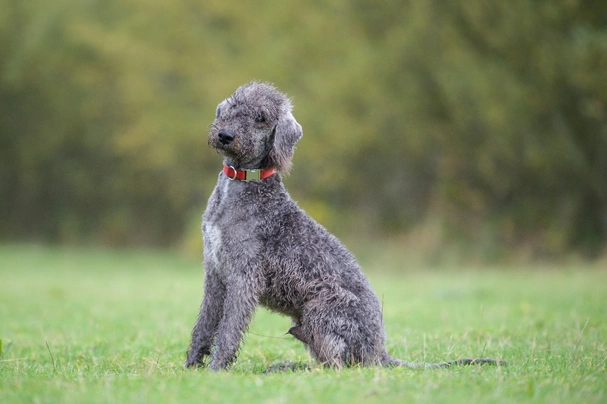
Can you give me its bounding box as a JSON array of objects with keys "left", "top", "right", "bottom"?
[{"left": 228, "top": 165, "right": 237, "bottom": 180}]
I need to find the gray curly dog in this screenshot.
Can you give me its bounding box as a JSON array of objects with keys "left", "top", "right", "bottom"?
[{"left": 185, "top": 81, "right": 504, "bottom": 371}]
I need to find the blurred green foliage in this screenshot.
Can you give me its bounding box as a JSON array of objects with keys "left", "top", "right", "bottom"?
[{"left": 1, "top": 0, "right": 606, "bottom": 259}]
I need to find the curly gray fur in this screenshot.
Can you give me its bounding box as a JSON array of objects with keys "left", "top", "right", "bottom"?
[{"left": 185, "top": 81, "right": 504, "bottom": 371}]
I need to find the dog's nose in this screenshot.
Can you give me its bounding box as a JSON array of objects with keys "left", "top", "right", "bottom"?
[{"left": 217, "top": 130, "right": 235, "bottom": 145}]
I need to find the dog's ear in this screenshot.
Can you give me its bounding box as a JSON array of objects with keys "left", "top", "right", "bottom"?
[{"left": 268, "top": 111, "right": 303, "bottom": 173}]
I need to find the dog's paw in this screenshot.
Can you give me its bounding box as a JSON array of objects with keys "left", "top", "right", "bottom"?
[{"left": 185, "top": 357, "right": 205, "bottom": 369}]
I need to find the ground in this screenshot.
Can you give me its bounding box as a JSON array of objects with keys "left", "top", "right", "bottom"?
[{"left": 0, "top": 244, "right": 605, "bottom": 403}]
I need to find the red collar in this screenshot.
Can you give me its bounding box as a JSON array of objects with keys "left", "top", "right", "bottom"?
[{"left": 223, "top": 165, "right": 276, "bottom": 182}]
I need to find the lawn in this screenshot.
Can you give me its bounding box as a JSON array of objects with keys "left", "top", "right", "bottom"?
[{"left": 0, "top": 244, "right": 605, "bottom": 403}]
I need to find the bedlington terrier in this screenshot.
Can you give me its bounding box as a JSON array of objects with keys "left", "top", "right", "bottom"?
[{"left": 185, "top": 81, "right": 503, "bottom": 371}]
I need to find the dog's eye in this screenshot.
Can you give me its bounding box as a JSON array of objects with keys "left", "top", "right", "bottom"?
[{"left": 255, "top": 112, "right": 266, "bottom": 123}]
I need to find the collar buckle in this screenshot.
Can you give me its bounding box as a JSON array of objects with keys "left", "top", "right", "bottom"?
[{"left": 245, "top": 169, "right": 261, "bottom": 182}]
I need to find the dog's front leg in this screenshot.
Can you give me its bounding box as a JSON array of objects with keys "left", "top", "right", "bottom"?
[
  {"left": 208, "top": 274, "right": 261, "bottom": 371},
  {"left": 186, "top": 270, "right": 225, "bottom": 367}
]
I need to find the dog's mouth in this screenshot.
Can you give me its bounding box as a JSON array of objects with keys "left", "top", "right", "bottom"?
[
  {"left": 209, "top": 134, "right": 230, "bottom": 154},
  {"left": 209, "top": 135, "right": 245, "bottom": 162}
]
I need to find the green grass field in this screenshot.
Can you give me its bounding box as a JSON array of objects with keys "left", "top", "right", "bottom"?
[{"left": 0, "top": 244, "right": 605, "bottom": 403}]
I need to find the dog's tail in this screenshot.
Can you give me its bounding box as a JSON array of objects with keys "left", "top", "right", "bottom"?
[{"left": 382, "top": 355, "right": 507, "bottom": 369}]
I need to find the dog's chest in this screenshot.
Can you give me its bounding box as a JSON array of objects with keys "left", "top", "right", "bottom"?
[
  {"left": 202, "top": 178, "right": 263, "bottom": 274},
  {"left": 203, "top": 222, "right": 223, "bottom": 269}
]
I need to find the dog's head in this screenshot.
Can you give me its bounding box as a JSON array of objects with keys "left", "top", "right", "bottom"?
[{"left": 209, "top": 81, "right": 303, "bottom": 173}]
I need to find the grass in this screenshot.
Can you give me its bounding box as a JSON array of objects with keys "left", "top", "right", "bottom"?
[{"left": 0, "top": 244, "right": 605, "bottom": 404}]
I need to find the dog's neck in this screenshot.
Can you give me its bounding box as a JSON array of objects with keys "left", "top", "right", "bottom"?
[{"left": 222, "top": 164, "right": 276, "bottom": 182}]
